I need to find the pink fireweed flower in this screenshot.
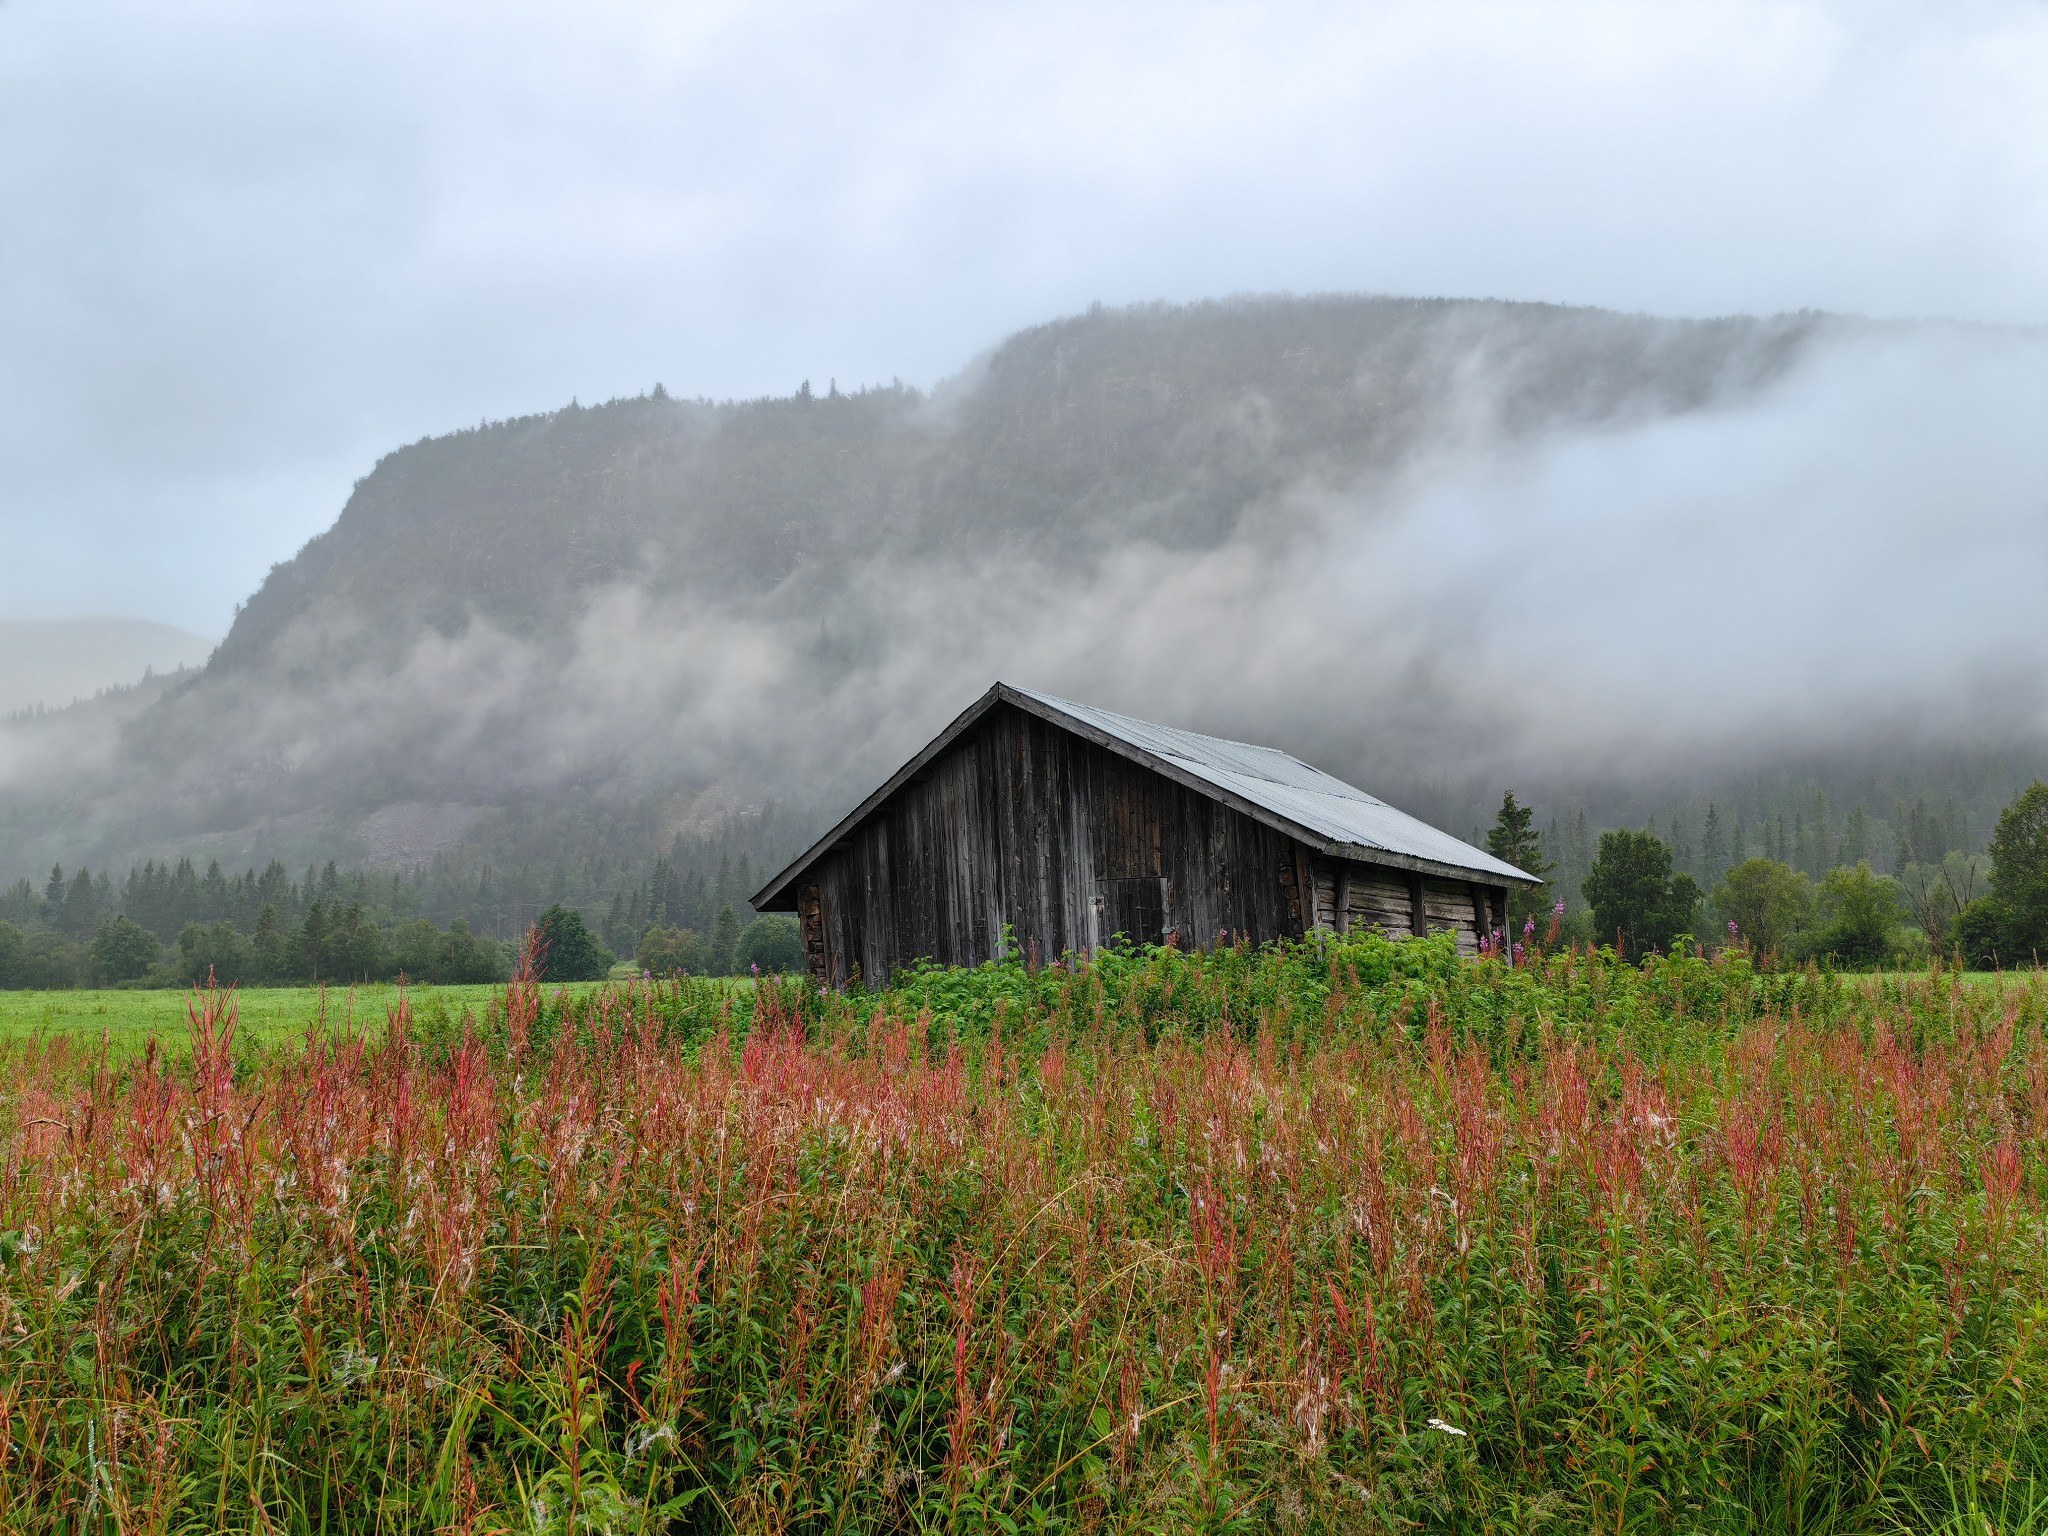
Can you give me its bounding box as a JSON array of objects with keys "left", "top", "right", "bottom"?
[{"left": 1523, "top": 917, "right": 1536, "bottom": 937}]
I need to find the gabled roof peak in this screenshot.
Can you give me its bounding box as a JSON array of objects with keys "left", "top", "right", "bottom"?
[{"left": 752, "top": 682, "right": 1538, "bottom": 909}]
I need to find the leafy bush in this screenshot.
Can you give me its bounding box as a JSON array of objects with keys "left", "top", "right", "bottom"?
[
  {"left": 1807, "top": 861, "right": 1906, "bottom": 965},
  {"left": 87, "top": 916, "right": 160, "bottom": 983},
  {"left": 1957, "top": 896, "right": 2021, "bottom": 970},
  {"left": 1713, "top": 857, "right": 1812, "bottom": 956},
  {"left": 534, "top": 902, "right": 613, "bottom": 981},
  {"left": 0, "top": 922, "right": 80, "bottom": 989},
  {"left": 386, "top": 916, "right": 511, "bottom": 985},
  {"left": 437, "top": 917, "right": 510, "bottom": 983},
  {"left": 176, "top": 919, "right": 255, "bottom": 985},
  {"left": 735, "top": 913, "right": 804, "bottom": 974},
  {"left": 636, "top": 923, "right": 708, "bottom": 976}
]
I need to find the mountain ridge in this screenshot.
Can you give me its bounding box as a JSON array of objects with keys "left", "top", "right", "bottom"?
[{"left": 3, "top": 292, "right": 2035, "bottom": 889}]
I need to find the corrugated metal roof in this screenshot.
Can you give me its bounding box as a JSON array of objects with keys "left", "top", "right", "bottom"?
[
  {"left": 754, "top": 681, "right": 1536, "bottom": 908},
  {"left": 1007, "top": 686, "right": 1536, "bottom": 884}
]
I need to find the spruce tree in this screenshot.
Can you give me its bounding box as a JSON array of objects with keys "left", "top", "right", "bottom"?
[
  {"left": 60, "top": 868, "right": 100, "bottom": 938},
  {"left": 1485, "top": 793, "right": 1552, "bottom": 926},
  {"left": 711, "top": 904, "right": 742, "bottom": 976}
]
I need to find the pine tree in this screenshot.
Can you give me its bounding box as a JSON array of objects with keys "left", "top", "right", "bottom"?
[
  {"left": 253, "top": 904, "right": 286, "bottom": 981},
  {"left": 1840, "top": 807, "right": 1870, "bottom": 867},
  {"left": 60, "top": 868, "right": 100, "bottom": 938},
  {"left": 1485, "top": 793, "right": 1553, "bottom": 926},
  {"left": 297, "top": 901, "right": 330, "bottom": 981},
  {"left": 201, "top": 860, "right": 230, "bottom": 922},
  {"left": 711, "top": 904, "right": 741, "bottom": 976}
]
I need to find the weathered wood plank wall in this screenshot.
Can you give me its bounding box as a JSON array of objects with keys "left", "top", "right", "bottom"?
[
  {"left": 797, "top": 700, "right": 1508, "bottom": 985},
  {"left": 805, "top": 704, "right": 1303, "bottom": 984}
]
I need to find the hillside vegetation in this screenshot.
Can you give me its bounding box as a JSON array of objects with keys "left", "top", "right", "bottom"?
[{"left": 0, "top": 297, "right": 1833, "bottom": 878}]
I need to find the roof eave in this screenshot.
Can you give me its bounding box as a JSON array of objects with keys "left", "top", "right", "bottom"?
[{"left": 1322, "top": 842, "right": 1542, "bottom": 887}]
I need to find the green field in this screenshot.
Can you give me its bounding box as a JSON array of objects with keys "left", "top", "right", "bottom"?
[{"left": 0, "top": 981, "right": 570, "bottom": 1055}]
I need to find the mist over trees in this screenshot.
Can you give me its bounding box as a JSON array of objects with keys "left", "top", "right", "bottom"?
[{"left": 0, "top": 293, "right": 2041, "bottom": 974}]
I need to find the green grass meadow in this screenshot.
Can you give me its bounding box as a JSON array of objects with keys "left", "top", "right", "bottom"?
[
  {"left": 0, "top": 978, "right": 692, "bottom": 1059},
  {"left": 0, "top": 982, "right": 504, "bottom": 1055}
]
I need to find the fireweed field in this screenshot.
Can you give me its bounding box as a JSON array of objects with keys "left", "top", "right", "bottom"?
[{"left": 1, "top": 938, "right": 2045, "bottom": 1533}]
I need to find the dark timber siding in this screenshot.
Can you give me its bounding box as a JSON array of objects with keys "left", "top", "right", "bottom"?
[{"left": 795, "top": 701, "right": 1505, "bottom": 985}]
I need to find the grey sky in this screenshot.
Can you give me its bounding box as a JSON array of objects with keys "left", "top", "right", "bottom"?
[{"left": 4, "top": 0, "right": 2046, "bottom": 635}]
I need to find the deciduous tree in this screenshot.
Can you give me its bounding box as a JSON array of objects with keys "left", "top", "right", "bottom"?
[
  {"left": 1712, "top": 859, "right": 1811, "bottom": 957},
  {"left": 90, "top": 916, "right": 160, "bottom": 982},
  {"left": 1809, "top": 863, "right": 1904, "bottom": 966},
  {"left": 1988, "top": 781, "right": 2048, "bottom": 960}
]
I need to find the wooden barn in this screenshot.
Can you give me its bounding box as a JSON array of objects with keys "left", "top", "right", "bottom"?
[{"left": 752, "top": 683, "right": 1540, "bottom": 987}]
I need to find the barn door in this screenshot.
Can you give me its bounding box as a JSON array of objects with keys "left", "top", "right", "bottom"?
[{"left": 1095, "top": 876, "right": 1168, "bottom": 949}]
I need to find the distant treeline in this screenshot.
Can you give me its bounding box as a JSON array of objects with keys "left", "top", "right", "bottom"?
[
  {"left": 0, "top": 826, "right": 805, "bottom": 989},
  {"left": 1500, "top": 779, "right": 2048, "bottom": 969},
  {"left": 1529, "top": 788, "right": 1988, "bottom": 923}
]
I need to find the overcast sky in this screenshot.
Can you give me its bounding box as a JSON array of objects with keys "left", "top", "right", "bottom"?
[{"left": 3, "top": 0, "right": 2046, "bottom": 636}]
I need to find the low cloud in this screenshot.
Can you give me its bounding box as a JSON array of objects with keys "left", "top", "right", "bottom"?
[
  {"left": 7, "top": 3, "right": 2048, "bottom": 632},
  {"left": 4, "top": 318, "right": 2042, "bottom": 875}
]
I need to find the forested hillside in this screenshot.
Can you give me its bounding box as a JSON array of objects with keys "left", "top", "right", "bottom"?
[{"left": 0, "top": 293, "right": 2038, "bottom": 960}]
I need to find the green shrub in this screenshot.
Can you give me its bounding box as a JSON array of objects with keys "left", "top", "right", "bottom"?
[
  {"left": 736, "top": 913, "right": 804, "bottom": 974},
  {"left": 87, "top": 916, "right": 160, "bottom": 983},
  {"left": 1713, "top": 857, "right": 1812, "bottom": 956},
  {"left": 1808, "top": 861, "right": 1905, "bottom": 966},
  {"left": 636, "top": 923, "right": 708, "bottom": 976},
  {"left": 176, "top": 919, "right": 255, "bottom": 985},
  {"left": 534, "top": 902, "right": 613, "bottom": 981}
]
